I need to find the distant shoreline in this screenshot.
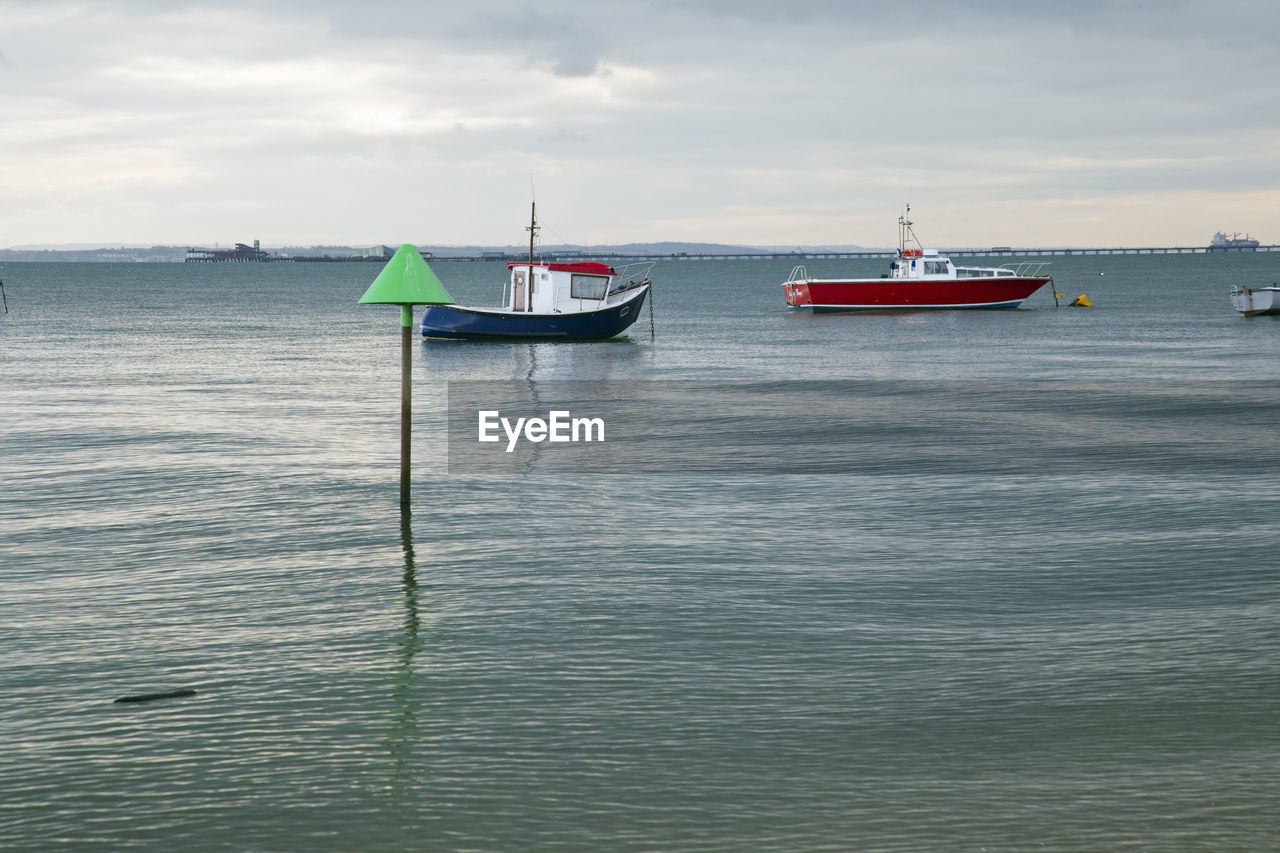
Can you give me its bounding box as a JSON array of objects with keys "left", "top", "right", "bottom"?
[
  {"left": 3, "top": 243, "right": 1277, "bottom": 263},
  {"left": 0, "top": 241, "right": 837, "bottom": 263}
]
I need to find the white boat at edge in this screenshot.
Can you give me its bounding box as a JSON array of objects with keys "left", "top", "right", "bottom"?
[{"left": 1230, "top": 285, "right": 1280, "bottom": 316}]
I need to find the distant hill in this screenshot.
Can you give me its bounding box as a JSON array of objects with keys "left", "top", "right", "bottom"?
[
  {"left": 420, "top": 241, "right": 787, "bottom": 257},
  {"left": 569, "top": 242, "right": 776, "bottom": 256},
  {"left": 0, "top": 245, "right": 188, "bottom": 262}
]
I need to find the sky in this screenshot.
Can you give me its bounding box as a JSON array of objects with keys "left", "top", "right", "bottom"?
[{"left": 2, "top": 0, "right": 1278, "bottom": 249}]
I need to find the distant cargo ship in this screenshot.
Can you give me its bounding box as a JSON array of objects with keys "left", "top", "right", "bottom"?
[{"left": 1209, "top": 231, "right": 1260, "bottom": 252}]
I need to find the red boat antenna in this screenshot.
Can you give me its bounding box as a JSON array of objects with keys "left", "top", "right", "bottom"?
[{"left": 898, "top": 204, "right": 923, "bottom": 256}]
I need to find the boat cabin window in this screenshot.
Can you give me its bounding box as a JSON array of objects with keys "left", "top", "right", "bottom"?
[
  {"left": 571, "top": 273, "right": 608, "bottom": 300},
  {"left": 924, "top": 260, "right": 949, "bottom": 275}
]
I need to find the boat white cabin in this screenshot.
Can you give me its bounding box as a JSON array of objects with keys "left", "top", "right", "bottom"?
[
  {"left": 503, "top": 260, "right": 652, "bottom": 315},
  {"left": 889, "top": 248, "right": 1049, "bottom": 281}
]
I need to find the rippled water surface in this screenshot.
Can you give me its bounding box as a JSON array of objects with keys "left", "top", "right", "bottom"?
[{"left": 3, "top": 253, "right": 1280, "bottom": 851}]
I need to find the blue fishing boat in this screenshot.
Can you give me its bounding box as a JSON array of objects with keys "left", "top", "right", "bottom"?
[{"left": 421, "top": 203, "right": 653, "bottom": 341}]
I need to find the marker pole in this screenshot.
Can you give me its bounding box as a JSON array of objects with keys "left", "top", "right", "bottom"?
[{"left": 400, "top": 305, "right": 413, "bottom": 506}]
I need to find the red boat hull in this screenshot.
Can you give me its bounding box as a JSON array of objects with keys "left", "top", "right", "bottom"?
[{"left": 783, "top": 277, "right": 1049, "bottom": 311}]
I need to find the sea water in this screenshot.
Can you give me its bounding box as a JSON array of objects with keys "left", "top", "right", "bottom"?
[{"left": 2, "top": 252, "right": 1280, "bottom": 851}]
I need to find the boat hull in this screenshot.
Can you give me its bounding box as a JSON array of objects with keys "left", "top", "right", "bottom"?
[
  {"left": 422, "top": 286, "right": 649, "bottom": 340},
  {"left": 783, "top": 277, "right": 1049, "bottom": 311},
  {"left": 1231, "top": 287, "right": 1280, "bottom": 317}
]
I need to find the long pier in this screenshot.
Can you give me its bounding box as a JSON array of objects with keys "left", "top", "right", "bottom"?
[
  {"left": 432, "top": 245, "right": 1279, "bottom": 262},
  {"left": 183, "top": 244, "right": 1279, "bottom": 263}
]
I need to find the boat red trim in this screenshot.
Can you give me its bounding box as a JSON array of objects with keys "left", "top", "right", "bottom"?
[{"left": 507, "top": 261, "right": 616, "bottom": 275}]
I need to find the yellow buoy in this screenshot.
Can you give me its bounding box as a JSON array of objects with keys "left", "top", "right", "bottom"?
[{"left": 1069, "top": 294, "right": 1092, "bottom": 307}]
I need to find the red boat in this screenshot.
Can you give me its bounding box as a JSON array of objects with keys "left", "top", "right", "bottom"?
[{"left": 783, "top": 207, "right": 1053, "bottom": 312}]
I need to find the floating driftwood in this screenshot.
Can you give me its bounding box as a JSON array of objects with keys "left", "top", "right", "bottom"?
[{"left": 114, "top": 688, "right": 197, "bottom": 704}]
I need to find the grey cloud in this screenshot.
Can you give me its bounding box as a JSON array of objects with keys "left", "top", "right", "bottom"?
[
  {"left": 2, "top": 0, "right": 1278, "bottom": 246},
  {"left": 455, "top": 6, "right": 604, "bottom": 76}
]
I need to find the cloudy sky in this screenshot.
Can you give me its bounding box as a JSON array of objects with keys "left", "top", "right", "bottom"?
[{"left": 2, "top": 0, "right": 1278, "bottom": 248}]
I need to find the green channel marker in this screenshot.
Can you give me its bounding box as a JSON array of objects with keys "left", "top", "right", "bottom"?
[{"left": 359, "top": 245, "right": 454, "bottom": 505}]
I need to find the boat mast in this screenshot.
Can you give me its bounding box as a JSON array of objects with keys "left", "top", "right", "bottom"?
[{"left": 525, "top": 201, "right": 539, "bottom": 312}]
